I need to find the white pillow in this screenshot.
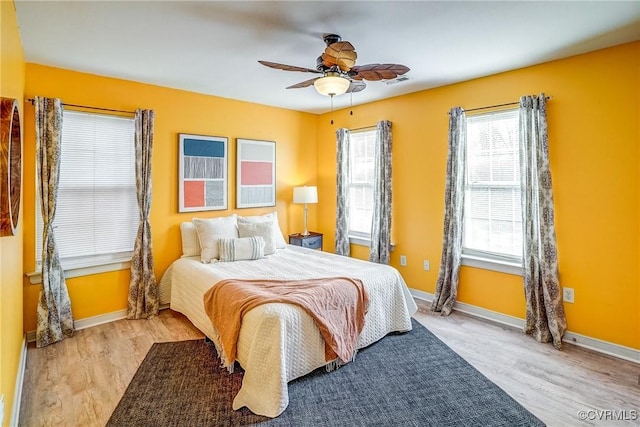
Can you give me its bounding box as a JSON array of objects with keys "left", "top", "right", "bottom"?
[
  {"left": 192, "top": 215, "right": 239, "bottom": 263},
  {"left": 237, "top": 221, "right": 276, "bottom": 255},
  {"left": 180, "top": 222, "right": 201, "bottom": 257},
  {"left": 237, "top": 211, "right": 286, "bottom": 249},
  {"left": 218, "top": 236, "right": 265, "bottom": 262}
]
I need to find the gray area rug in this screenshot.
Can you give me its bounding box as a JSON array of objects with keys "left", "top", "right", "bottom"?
[{"left": 107, "top": 320, "right": 545, "bottom": 426}]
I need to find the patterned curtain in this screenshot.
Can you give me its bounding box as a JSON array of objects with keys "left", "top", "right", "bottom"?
[
  {"left": 127, "top": 109, "right": 158, "bottom": 319},
  {"left": 431, "top": 107, "right": 467, "bottom": 315},
  {"left": 35, "top": 97, "right": 75, "bottom": 347},
  {"left": 519, "top": 94, "right": 566, "bottom": 348},
  {"left": 369, "top": 120, "right": 392, "bottom": 264},
  {"left": 335, "top": 128, "right": 351, "bottom": 256}
]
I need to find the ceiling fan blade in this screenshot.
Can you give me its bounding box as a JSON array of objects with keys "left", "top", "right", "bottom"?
[
  {"left": 258, "top": 60, "right": 321, "bottom": 74},
  {"left": 351, "top": 63, "right": 410, "bottom": 81},
  {"left": 346, "top": 80, "right": 366, "bottom": 93},
  {"left": 322, "top": 41, "right": 357, "bottom": 71},
  {"left": 286, "top": 77, "right": 321, "bottom": 89}
]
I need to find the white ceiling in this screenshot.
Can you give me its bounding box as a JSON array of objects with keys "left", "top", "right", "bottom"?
[{"left": 14, "top": 1, "right": 640, "bottom": 114}]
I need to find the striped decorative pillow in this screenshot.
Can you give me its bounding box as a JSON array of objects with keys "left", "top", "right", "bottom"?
[{"left": 218, "top": 236, "right": 265, "bottom": 262}]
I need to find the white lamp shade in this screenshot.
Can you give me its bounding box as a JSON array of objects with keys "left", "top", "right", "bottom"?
[
  {"left": 313, "top": 75, "right": 350, "bottom": 96},
  {"left": 293, "top": 186, "right": 318, "bottom": 204}
]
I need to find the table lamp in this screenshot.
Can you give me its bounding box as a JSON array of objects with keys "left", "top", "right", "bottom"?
[{"left": 293, "top": 186, "right": 318, "bottom": 236}]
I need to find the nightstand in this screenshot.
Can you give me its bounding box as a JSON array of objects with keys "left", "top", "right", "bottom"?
[{"left": 288, "top": 231, "right": 323, "bottom": 250}]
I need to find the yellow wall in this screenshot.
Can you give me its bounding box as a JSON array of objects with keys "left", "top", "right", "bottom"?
[
  {"left": 0, "top": 1, "right": 25, "bottom": 424},
  {"left": 22, "top": 64, "right": 319, "bottom": 331},
  {"left": 317, "top": 42, "right": 639, "bottom": 350}
]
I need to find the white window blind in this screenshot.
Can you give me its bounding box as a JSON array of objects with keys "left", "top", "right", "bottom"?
[
  {"left": 36, "top": 110, "right": 137, "bottom": 270},
  {"left": 348, "top": 129, "right": 376, "bottom": 239},
  {"left": 463, "top": 109, "right": 522, "bottom": 262}
]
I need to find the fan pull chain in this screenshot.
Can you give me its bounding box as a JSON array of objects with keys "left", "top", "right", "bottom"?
[
  {"left": 330, "top": 95, "right": 334, "bottom": 125},
  {"left": 350, "top": 92, "right": 353, "bottom": 116}
]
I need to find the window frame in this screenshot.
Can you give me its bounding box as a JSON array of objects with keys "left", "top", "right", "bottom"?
[
  {"left": 461, "top": 108, "right": 523, "bottom": 276},
  {"left": 30, "top": 110, "right": 137, "bottom": 283},
  {"left": 346, "top": 127, "right": 377, "bottom": 246}
]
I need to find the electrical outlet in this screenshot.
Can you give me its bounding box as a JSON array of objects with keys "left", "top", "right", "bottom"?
[
  {"left": 400, "top": 255, "right": 407, "bottom": 266},
  {"left": 423, "top": 260, "right": 430, "bottom": 271},
  {"left": 563, "top": 287, "right": 575, "bottom": 303}
]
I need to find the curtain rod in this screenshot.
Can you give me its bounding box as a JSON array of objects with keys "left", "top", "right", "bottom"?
[
  {"left": 453, "top": 95, "right": 552, "bottom": 114},
  {"left": 27, "top": 98, "right": 135, "bottom": 114},
  {"left": 349, "top": 125, "right": 376, "bottom": 132}
]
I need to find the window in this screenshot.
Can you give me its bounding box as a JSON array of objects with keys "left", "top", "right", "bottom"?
[
  {"left": 463, "top": 109, "right": 522, "bottom": 270},
  {"left": 347, "top": 129, "right": 376, "bottom": 242},
  {"left": 35, "top": 110, "right": 137, "bottom": 274}
]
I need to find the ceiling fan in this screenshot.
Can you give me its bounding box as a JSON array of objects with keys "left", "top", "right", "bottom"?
[{"left": 258, "top": 34, "right": 410, "bottom": 97}]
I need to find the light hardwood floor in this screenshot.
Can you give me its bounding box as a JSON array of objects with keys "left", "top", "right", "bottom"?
[{"left": 19, "top": 300, "right": 640, "bottom": 427}]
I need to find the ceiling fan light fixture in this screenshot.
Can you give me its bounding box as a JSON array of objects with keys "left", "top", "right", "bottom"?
[{"left": 313, "top": 74, "right": 350, "bottom": 96}]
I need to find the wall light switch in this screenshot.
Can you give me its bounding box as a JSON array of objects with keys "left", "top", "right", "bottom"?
[
  {"left": 400, "top": 255, "right": 407, "bottom": 266},
  {"left": 423, "top": 260, "right": 430, "bottom": 271}
]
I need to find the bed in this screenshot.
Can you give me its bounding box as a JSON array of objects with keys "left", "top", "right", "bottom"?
[{"left": 159, "top": 216, "right": 417, "bottom": 418}]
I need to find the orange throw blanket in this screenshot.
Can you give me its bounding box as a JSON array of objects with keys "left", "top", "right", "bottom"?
[{"left": 203, "top": 277, "right": 369, "bottom": 368}]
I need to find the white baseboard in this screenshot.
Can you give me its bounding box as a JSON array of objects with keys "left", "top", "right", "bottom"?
[
  {"left": 25, "top": 306, "right": 172, "bottom": 343},
  {"left": 10, "top": 336, "right": 27, "bottom": 427},
  {"left": 409, "top": 288, "right": 640, "bottom": 364},
  {"left": 26, "top": 309, "right": 129, "bottom": 343},
  {"left": 74, "top": 309, "right": 129, "bottom": 331}
]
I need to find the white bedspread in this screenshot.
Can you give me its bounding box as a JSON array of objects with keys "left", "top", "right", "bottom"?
[{"left": 161, "top": 245, "right": 417, "bottom": 417}]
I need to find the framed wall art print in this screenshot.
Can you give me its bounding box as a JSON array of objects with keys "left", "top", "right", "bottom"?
[
  {"left": 236, "top": 138, "right": 276, "bottom": 208},
  {"left": 178, "top": 133, "right": 228, "bottom": 212}
]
